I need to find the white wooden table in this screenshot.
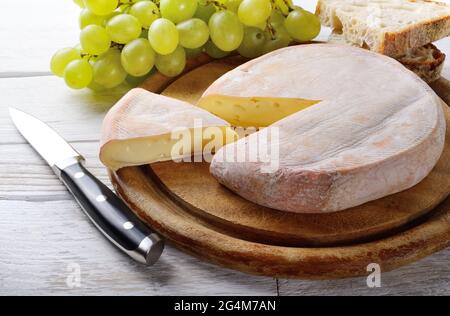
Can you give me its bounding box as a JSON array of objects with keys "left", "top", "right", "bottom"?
[{"left": 1, "top": 0, "right": 449, "bottom": 296}]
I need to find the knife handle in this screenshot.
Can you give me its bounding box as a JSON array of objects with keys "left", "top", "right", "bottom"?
[{"left": 59, "top": 162, "right": 164, "bottom": 265}]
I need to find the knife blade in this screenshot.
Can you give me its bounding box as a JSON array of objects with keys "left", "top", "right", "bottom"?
[{"left": 9, "top": 108, "right": 164, "bottom": 265}]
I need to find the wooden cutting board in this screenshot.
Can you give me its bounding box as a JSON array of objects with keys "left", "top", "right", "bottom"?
[{"left": 110, "top": 54, "right": 450, "bottom": 279}]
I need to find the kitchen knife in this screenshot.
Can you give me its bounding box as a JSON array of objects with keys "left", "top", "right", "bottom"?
[{"left": 9, "top": 108, "right": 164, "bottom": 265}]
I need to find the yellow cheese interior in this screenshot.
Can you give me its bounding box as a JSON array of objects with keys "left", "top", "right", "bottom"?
[
  {"left": 103, "top": 127, "right": 238, "bottom": 171},
  {"left": 197, "top": 95, "right": 320, "bottom": 127}
]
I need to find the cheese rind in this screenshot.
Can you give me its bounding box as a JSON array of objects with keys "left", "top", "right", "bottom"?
[
  {"left": 100, "top": 88, "right": 237, "bottom": 171},
  {"left": 197, "top": 95, "right": 319, "bottom": 127},
  {"left": 210, "top": 44, "right": 446, "bottom": 213}
]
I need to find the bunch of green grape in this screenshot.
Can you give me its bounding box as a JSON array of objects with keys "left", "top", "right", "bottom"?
[{"left": 51, "top": 0, "right": 321, "bottom": 90}]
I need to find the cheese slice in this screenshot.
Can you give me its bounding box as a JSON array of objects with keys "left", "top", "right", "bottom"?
[
  {"left": 197, "top": 95, "right": 320, "bottom": 127},
  {"left": 210, "top": 44, "right": 446, "bottom": 213},
  {"left": 100, "top": 88, "right": 237, "bottom": 171}
]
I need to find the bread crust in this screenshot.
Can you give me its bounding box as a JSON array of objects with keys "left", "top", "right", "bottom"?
[
  {"left": 316, "top": 0, "right": 450, "bottom": 57},
  {"left": 328, "top": 31, "right": 446, "bottom": 83},
  {"left": 382, "top": 12, "right": 450, "bottom": 57},
  {"left": 398, "top": 43, "right": 446, "bottom": 82}
]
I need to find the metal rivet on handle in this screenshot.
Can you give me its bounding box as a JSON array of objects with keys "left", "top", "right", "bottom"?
[
  {"left": 96, "top": 194, "right": 107, "bottom": 202},
  {"left": 74, "top": 172, "right": 85, "bottom": 179},
  {"left": 123, "top": 222, "right": 134, "bottom": 230}
]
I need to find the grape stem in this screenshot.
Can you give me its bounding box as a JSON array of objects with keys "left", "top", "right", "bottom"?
[
  {"left": 271, "top": 0, "right": 294, "bottom": 16},
  {"left": 80, "top": 42, "right": 124, "bottom": 62},
  {"left": 81, "top": 53, "right": 97, "bottom": 61},
  {"left": 283, "top": 0, "right": 295, "bottom": 11},
  {"left": 117, "top": 0, "right": 134, "bottom": 10},
  {"left": 266, "top": 21, "right": 276, "bottom": 40},
  {"left": 206, "top": 0, "right": 227, "bottom": 10},
  {"left": 111, "top": 42, "right": 125, "bottom": 50}
]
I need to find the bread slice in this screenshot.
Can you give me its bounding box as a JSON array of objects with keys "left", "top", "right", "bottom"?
[
  {"left": 316, "top": 0, "right": 450, "bottom": 57},
  {"left": 329, "top": 31, "right": 446, "bottom": 82}
]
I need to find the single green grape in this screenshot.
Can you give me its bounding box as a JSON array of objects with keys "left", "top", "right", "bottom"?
[
  {"left": 148, "top": 18, "right": 179, "bottom": 55},
  {"left": 177, "top": 18, "right": 209, "bottom": 49},
  {"left": 121, "top": 38, "right": 155, "bottom": 77},
  {"left": 269, "top": 10, "right": 285, "bottom": 27},
  {"left": 79, "top": 8, "right": 106, "bottom": 29},
  {"left": 263, "top": 24, "right": 292, "bottom": 53},
  {"left": 160, "top": 0, "right": 198, "bottom": 23},
  {"left": 209, "top": 10, "right": 244, "bottom": 52},
  {"left": 194, "top": 3, "right": 216, "bottom": 23},
  {"left": 64, "top": 59, "right": 93, "bottom": 89},
  {"left": 73, "top": 0, "right": 85, "bottom": 8},
  {"left": 103, "top": 10, "right": 121, "bottom": 26},
  {"left": 106, "top": 14, "right": 142, "bottom": 44},
  {"left": 185, "top": 46, "right": 204, "bottom": 59},
  {"left": 237, "top": 0, "right": 271, "bottom": 27},
  {"left": 83, "top": 0, "right": 118, "bottom": 16},
  {"left": 92, "top": 48, "right": 128, "bottom": 88},
  {"left": 155, "top": 46, "right": 186, "bottom": 77},
  {"left": 284, "top": 9, "right": 321, "bottom": 42},
  {"left": 129, "top": 1, "right": 160, "bottom": 28},
  {"left": 204, "top": 40, "right": 229, "bottom": 59},
  {"left": 50, "top": 47, "right": 81, "bottom": 77},
  {"left": 237, "top": 27, "right": 265, "bottom": 58},
  {"left": 80, "top": 25, "right": 111, "bottom": 55}
]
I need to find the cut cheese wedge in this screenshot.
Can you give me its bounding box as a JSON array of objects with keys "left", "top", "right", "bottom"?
[
  {"left": 100, "top": 88, "right": 237, "bottom": 171},
  {"left": 210, "top": 44, "right": 446, "bottom": 213},
  {"left": 197, "top": 95, "right": 320, "bottom": 127}
]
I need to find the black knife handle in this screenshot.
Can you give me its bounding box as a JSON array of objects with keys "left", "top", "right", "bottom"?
[{"left": 59, "top": 162, "right": 164, "bottom": 265}]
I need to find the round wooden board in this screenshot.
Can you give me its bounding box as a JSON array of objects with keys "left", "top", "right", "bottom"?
[{"left": 111, "top": 55, "right": 450, "bottom": 279}]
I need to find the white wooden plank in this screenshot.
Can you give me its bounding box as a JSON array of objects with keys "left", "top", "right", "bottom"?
[
  {"left": 0, "top": 76, "right": 130, "bottom": 143},
  {"left": 0, "top": 200, "right": 276, "bottom": 295},
  {"left": 0, "top": 0, "right": 79, "bottom": 74},
  {"left": 0, "top": 142, "right": 106, "bottom": 200}
]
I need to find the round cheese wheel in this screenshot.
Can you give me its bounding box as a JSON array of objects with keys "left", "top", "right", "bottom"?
[{"left": 208, "top": 44, "right": 446, "bottom": 213}]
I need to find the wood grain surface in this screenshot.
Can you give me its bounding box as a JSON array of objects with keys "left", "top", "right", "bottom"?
[{"left": 1, "top": 0, "right": 450, "bottom": 295}]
